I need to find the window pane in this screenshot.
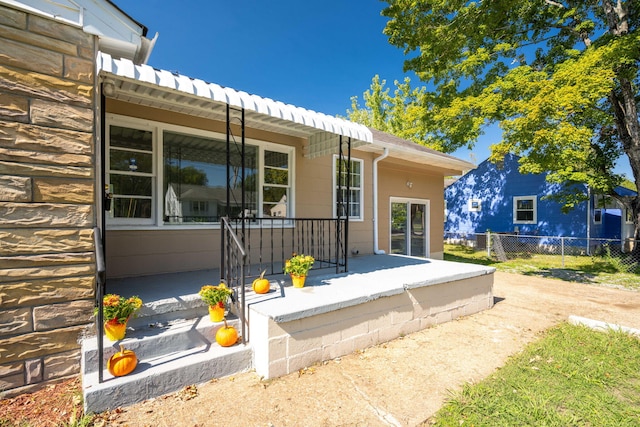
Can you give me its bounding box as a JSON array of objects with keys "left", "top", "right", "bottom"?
[
  {"left": 110, "top": 150, "right": 153, "bottom": 173},
  {"left": 264, "top": 151, "right": 288, "bottom": 168},
  {"left": 517, "top": 199, "right": 533, "bottom": 210},
  {"left": 517, "top": 211, "right": 534, "bottom": 221},
  {"left": 110, "top": 174, "right": 152, "bottom": 196},
  {"left": 110, "top": 126, "right": 152, "bottom": 151},
  {"left": 350, "top": 172, "right": 360, "bottom": 187},
  {"left": 108, "top": 125, "right": 154, "bottom": 222},
  {"left": 350, "top": 161, "right": 361, "bottom": 175},
  {"left": 164, "top": 131, "right": 257, "bottom": 223},
  {"left": 263, "top": 187, "right": 287, "bottom": 217},
  {"left": 335, "top": 158, "right": 363, "bottom": 219},
  {"left": 112, "top": 197, "right": 152, "bottom": 219},
  {"left": 263, "top": 186, "right": 287, "bottom": 204},
  {"left": 264, "top": 168, "right": 288, "bottom": 185},
  {"left": 594, "top": 209, "right": 602, "bottom": 222}
]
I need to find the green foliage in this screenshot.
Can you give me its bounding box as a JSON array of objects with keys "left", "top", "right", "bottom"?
[
  {"left": 351, "top": 1, "right": 640, "bottom": 230},
  {"left": 164, "top": 165, "right": 208, "bottom": 186},
  {"left": 199, "top": 283, "right": 233, "bottom": 306},
  {"left": 346, "top": 75, "right": 428, "bottom": 147},
  {"left": 284, "top": 254, "right": 315, "bottom": 276},
  {"left": 431, "top": 323, "right": 640, "bottom": 426},
  {"left": 95, "top": 294, "right": 142, "bottom": 324}
]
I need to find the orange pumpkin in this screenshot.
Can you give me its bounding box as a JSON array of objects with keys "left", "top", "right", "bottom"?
[
  {"left": 215, "top": 319, "right": 238, "bottom": 347},
  {"left": 252, "top": 270, "right": 270, "bottom": 294},
  {"left": 107, "top": 344, "right": 138, "bottom": 377}
]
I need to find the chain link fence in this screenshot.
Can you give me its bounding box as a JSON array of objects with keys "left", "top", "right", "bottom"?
[{"left": 444, "top": 231, "right": 640, "bottom": 273}]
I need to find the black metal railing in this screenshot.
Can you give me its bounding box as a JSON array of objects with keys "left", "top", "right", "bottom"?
[
  {"left": 225, "top": 217, "right": 347, "bottom": 281},
  {"left": 220, "top": 217, "right": 247, "bottom": 344},
  {"left": 93, "top": 227, "right": 107, "bottom": 383},
  {"left": 220, "top": 216, "right": 347, "bottom": 343}
]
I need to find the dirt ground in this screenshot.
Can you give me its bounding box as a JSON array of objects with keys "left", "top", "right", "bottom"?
[{"left": 3, "top": 271, "right": 640, "bottom": 427}]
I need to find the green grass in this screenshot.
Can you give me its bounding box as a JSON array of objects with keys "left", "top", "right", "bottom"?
[
  {"left": 430, "top": 323, "right": 640, "bottom": 426},
  {"left": 443, "top": 244, "right": 640, "bottom": 290}
]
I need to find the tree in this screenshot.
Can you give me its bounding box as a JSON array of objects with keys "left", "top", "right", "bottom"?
[
  {"left": 165, "top": 165, "right": 208, "bottom": 186},
  {"left": 351, "top": 0, "right": 640, "bottom": 244}
]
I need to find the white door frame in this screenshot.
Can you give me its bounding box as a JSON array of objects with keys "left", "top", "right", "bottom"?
[{"left": 389, "top": 197, "right": 430, "bottom": 257}]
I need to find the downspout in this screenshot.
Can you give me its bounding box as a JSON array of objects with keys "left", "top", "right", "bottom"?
[{"left": 373, "top": 148, "right": 389, "bottom": 254}]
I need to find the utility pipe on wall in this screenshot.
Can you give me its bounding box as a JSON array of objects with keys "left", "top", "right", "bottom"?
[{"left": 373, "top": 148, "right": 389, "bottom": 254}]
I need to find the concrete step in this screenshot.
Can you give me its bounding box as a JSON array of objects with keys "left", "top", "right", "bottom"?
[
  {"left": 82, "top": 340, "right": 252, "bottom": 413},
  {"left": 82, "top": 314, "right": 242, "bottom": 375},
  {"left": 81, "top": 314, "right": 251, "bottom": 413},
  {"left": 81, "top": 277, "right": 283, "bottom": 413}
]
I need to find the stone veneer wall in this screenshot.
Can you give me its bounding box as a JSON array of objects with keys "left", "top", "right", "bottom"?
[{"left": 0, "top": 3, "right": 96, "bottom": 395}]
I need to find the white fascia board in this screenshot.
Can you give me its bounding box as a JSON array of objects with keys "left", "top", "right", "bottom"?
[
  {"left": 375, "top": 140, "right": 476, "bottom": 172},
  {"left": 98, "top": 52, "right": 374, "bottom": 144}
]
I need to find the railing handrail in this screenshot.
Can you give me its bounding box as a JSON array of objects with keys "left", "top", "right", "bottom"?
[
  {"left": 221, "top": 216, "right": 247, "bottom": 344},
  {"left": 226, "top": 216, "right": 347, "bottom": 277},
  {"left": 222, "top": 217, "right": 247, "bottom": 258},
  {"left": 93, "top": 226, "right": 106, "bottom": 384}
]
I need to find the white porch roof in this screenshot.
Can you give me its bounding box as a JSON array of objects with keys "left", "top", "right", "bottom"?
[{"left": 97, "top": 52, "right": 372, "bottom": 158}]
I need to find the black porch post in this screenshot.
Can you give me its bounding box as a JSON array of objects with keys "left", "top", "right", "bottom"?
[
  {"left": 241, "top": 107, "right": 245, "bottom": 240},
  {"left": 345, "top": 136, "right": 351, "bottom": 272},
  {"left": 221, "top": 104, "right": 231, "bottom": 282},
  {"left": 337, "top": 135, "right": 351, "bottom": 273}
]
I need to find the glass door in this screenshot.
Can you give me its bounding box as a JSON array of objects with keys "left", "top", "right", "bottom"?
[{"left": 390, "top": 199, "right": 429, "bottom": 257}]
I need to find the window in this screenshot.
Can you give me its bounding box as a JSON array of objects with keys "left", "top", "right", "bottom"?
[
  {"left": 333, "top": 156, "right": 364, "bottom": 220},
  {"left": 163, "top": 130, "right": 258, "bottom": 223},
  {"left": 263, "top": 150, "right": 290, "bottom": 218},
  {"left": 468, "top": 199, "right": 482, "bottom": 212},
  {"left": 107, "top": 125, "right": 155, "bottom": 224},
  {"left": 594, "top": 209, "right": 602, "bottom": 224},
  {"left": 513, "top": 196, "right": 537, "bottom": 224},
  {"left": 625, "top": 208, "right": 633, "bottom": 224},
  {"left": 107, "top": 116, "right": 292, "bottom": 226}
]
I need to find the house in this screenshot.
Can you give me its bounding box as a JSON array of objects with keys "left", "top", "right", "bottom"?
[
  {"left": 445, "top": 153, "right": 636, "bottom": 241},
  {"left": 0, "top": 0, "right": 494, "bottom": 406}
]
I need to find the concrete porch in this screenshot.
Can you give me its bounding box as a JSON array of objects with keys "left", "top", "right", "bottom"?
[{"left": 81, "top": 255, "right": 495, "bottom": 412}]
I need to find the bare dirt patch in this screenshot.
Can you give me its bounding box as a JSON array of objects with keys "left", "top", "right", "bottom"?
[
  {"left": 0, "top": 378, "right": 83, "bottom": 427},
  {"left": 2, "top": 272, "right": 639, "bottom": 426}
]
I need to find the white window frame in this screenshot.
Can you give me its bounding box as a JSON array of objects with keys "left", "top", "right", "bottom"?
[
  {"left": 593, "top": 208, "right": 603, "bottom": 224},
  {"left": 513, "top": 195, "right": 537, "bottom": 224},
  {"left": 625, "top": 208, "right": 633, "bottom": 224},
  {"left": 261, "top": 148, "right": 293, "bottom": 219},
  {"left": 106, "top": 118, "right": 156, "bottom": 226},
  {"left": 332, "top": 155, "right": 364, "bottom": 221},
  {"left": 468, "top": 198, "right": 482, "bottom": 212},
  {"left": 106, "top": 114, "right": 295, "bottom": 229}
]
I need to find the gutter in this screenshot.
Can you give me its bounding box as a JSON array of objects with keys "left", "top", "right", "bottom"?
[{"left": 373, "top": 148, "right": 389, "bottom": 254}]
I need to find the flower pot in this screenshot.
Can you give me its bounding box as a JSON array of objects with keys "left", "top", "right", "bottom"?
[
  {"left": 209, "top": 304, "right": 225, "bottom": 322},
  {"left": 290, "top": 274, "right": 306, "bottom": 288},
  {"left": 104, "top": 318, "right": 128, "bottom": 341}
]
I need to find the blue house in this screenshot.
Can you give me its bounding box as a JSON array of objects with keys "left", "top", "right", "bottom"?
[{"left": 445, "top": 154, "right": 636, "bottom": 240}]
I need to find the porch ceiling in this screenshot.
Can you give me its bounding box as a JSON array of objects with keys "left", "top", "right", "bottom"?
[{"left": 98, "top": 52, "right": 372, "bottom": 158}]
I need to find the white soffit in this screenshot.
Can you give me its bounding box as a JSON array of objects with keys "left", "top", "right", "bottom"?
[{"left": 98, "top": 52, "right": 373, "bottom": 156}]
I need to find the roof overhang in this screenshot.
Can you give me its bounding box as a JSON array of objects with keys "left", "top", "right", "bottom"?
[
  {"left": 361, "top": 128, "right": 476, "bottom": 175},
  {"left": 98, "top": 52, "right": 373, "bottom": 157}
]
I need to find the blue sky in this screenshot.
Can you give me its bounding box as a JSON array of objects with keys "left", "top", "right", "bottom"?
[{"left": 114, "top": 0, "right": 631, "bottom": 177}]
